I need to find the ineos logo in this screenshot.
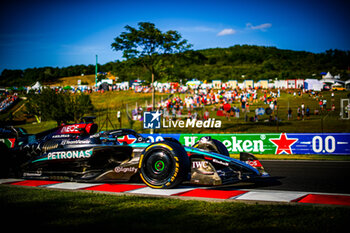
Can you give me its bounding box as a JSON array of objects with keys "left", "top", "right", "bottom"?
[{"left": 61, "top": 125, "right": 78, "bottom": 133}]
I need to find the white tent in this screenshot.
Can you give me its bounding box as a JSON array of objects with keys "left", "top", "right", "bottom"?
[
  {"left": 267, "top": 83, "right": 275, "bottom": 89},
  {"left": 256, "top": 80, "right": 268, "bottom": 89},
  {"left": 243, "top": 80, "right": 254, "bottom": 88},
  {"left": 186, "top": 79, "right": 202, "bottom": 86},
  {"left": 237, "top": 82, "right": 244, "bottom": 89},
  {"left": 212, "top": 80, "right": 222, "bottom": 89},
  {"left": 186, "top": 79, "right": 202, "bottom": 89},
  {"left": 304, "top": 79, "right": 323, "bottom": 91},
  {"left": 323, "top": 72, "right": 333, "bottom": 79},
  {"left": 296, "top": 79, "right": 304, "bottom": 89},
  {"left": 31, "top": 81, "right": 42, "bottom": 90},
  {"left": 226, "top": 80, "right": 238, "bottom": 89},
  {"left": 97, "top": 79, "right": 113, "bottom": 87},
  {"left": 322, "top": 72, "right": 338, "bottom": 84},
  {"left": 274, "top": 80, "right": 287, "bottom": 89}
]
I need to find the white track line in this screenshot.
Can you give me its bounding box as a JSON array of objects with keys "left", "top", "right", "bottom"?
[
  {"left": 0, "top": 178, "right": 24, "bottom": 184},
  {"left": 45, "top": 182, "right": 101, "bottom": 190},
  {"left": 233, "top": 190, "right": 308, "bottom": 202},
  {"left": 126, "top": 186, "right": 196, "bottom": 196}
]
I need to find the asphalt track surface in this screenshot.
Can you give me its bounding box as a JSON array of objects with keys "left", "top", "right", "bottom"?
[
  {"left": 229, "top": 160, "right": 350, "bottom": 194},
  {"left": 3, "top": 160, "right": 350, "bottom": 194},
  {"left": 2, "top": 160, "right": 350, "bottom": 206}
]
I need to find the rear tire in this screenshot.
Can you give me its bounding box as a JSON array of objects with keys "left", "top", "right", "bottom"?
[{"left": 139, "top": 141, "right": 189, "bottom": 189}]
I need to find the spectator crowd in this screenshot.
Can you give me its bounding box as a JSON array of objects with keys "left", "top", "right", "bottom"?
[{"left": 0, "top": 93, "right": 18, "bottom": 112}]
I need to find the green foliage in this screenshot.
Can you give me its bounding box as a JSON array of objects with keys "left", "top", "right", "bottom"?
[
  {"left": 111, "top": 22, "right": 192, "bottom": 80},
  {"left": 71, "top": 94, "right": 94, "bottom": 122},
  {"left": 1, "top": 44, "right": 349, "bottom": 86},
  {"left": 111, "top": 22, "right": 192, "bottom": 60},
  {"left": 191, "top": 45, "right": 350, "bottom": 81},
  {"left": 26, "top": 88, "right": 94, "bottom": 125},
  {"left": 0, "top": 65, "right": 96, "bottom": 86}
]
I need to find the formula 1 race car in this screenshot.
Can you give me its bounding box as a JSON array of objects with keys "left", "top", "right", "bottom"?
[{"left": 2, "top": 118, "right": 269, "bottom": 189}]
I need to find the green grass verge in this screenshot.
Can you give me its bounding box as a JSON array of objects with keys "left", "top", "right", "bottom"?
[{"left": 1, "top": 186, "right": 348, "bottom": 233}]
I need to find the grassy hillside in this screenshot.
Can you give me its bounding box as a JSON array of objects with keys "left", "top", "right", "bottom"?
[
  {"left": 16, "top": 91, "right": 170, "bottom": 134},
  {"left": 13, "top": 89, "right": 350, "bottom": 134},
  {"left": 50, "top": 74, "right": 96, "bottom": 86},
  {"left": 184, "top": 45, "right": 350, "bottom": 82},
  {"left": 1, "top": 45, "right": 349, "bottom": 86}
]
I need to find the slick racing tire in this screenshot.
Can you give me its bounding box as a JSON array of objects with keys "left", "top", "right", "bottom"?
[
  {"left": 139, "top": 141, "right": 190, "bottom": 189},
  {"left": 193, "top": 138, "right": 230, "bottom": 156}
]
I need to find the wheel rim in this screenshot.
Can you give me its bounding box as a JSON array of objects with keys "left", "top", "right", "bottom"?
[
  {"left": 154, "top": 160, "right": 165, "bottom": 172},
  {"left": 142, "top": 149, "right": 174, "bottom": 185}
]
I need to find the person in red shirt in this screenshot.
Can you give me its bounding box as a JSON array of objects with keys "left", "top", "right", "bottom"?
[
  {"left": 223, "top": 102, "right": 231, "bottom": 120},
  {"left": 319, "top": 100, "right": 323, "bottom": 110}
]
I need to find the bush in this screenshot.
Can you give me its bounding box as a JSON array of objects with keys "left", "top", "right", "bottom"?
[{"left": 26, "top": 88, "right": 94, "bottom": 125}]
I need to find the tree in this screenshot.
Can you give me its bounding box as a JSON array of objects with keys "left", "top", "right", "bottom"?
[
  {"left": 71, "top": 92, "right": 94, "bottom": 122},
  {"left": 111, "top": 22, "right": 192, "bottom": 109},
  {"left": 26, "top": 88, "right": 94, "bottom": 126}
]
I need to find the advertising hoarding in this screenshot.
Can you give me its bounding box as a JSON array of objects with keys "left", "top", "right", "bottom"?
[{"left": 142, "top": 133, "right": 350, "bottom": 155}]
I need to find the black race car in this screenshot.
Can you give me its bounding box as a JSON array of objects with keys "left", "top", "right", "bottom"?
[{"left": 2, "top": 119, "right": 269, "bottom": 189}]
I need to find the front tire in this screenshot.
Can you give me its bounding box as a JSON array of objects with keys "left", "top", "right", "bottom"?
[{"left": 139, "top": 141, "right": 189, "bottom": 189}]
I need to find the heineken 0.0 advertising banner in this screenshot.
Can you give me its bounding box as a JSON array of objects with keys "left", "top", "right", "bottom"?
[{"left": 141, "top": 133, "right": 350, "bottom": 155}]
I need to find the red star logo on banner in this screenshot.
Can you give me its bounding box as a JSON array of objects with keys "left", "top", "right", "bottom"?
[
  {"left": 269, "top": 133, "right": 298, "bottom": 154},
  {"left": 117, "top": 135, "right": 137, "bottom": 144}
]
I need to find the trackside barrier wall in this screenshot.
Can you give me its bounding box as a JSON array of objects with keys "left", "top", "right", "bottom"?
[{"left": 141, "top": 133, "right": 350, "bottom": 155}]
